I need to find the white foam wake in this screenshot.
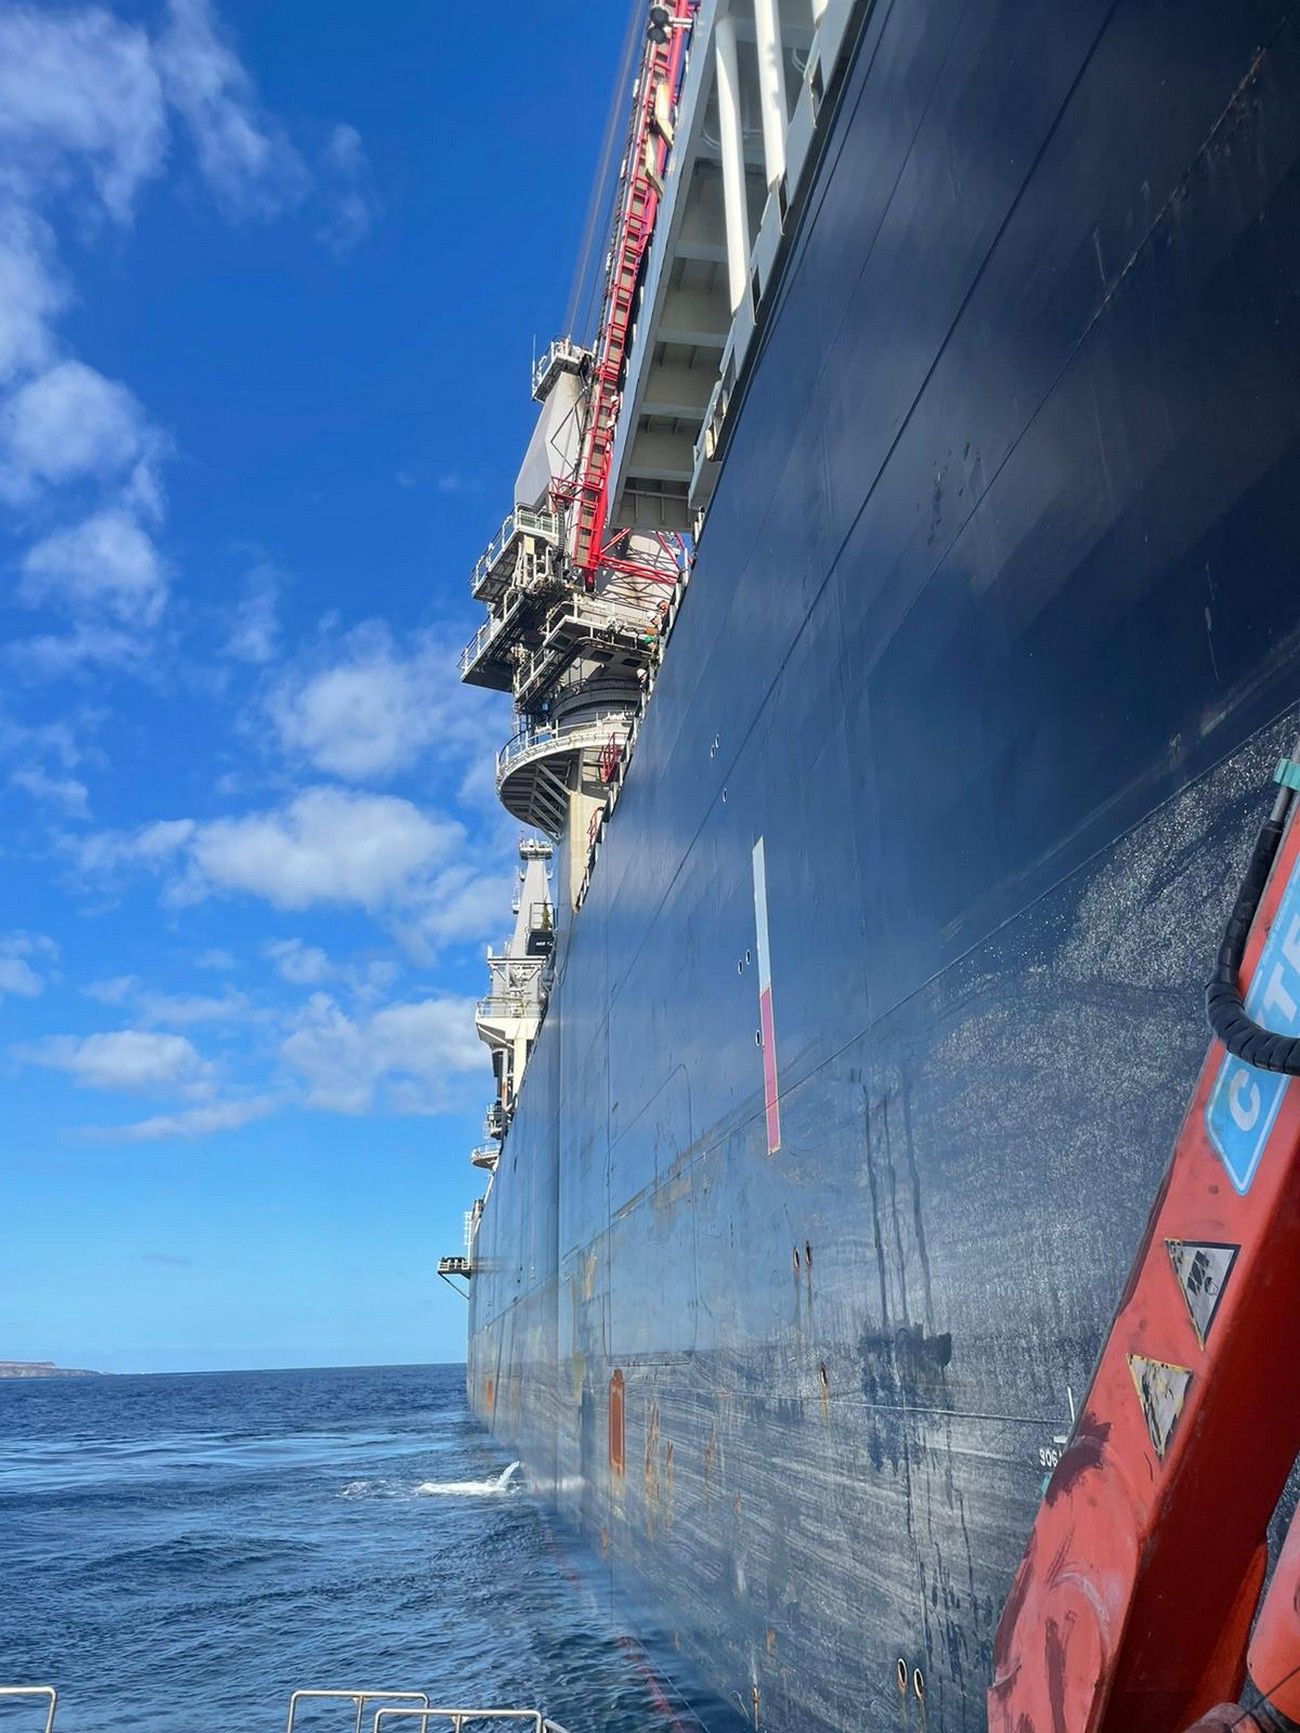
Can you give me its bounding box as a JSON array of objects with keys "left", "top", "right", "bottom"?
[
  {"left": 415, "top": 1461, "right": 522, "bottom": 1497},
  {"left": 339, "top": 1462, "right": 522, "bottom": 1500}
]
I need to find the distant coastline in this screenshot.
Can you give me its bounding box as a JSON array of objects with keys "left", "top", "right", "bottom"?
[{"left": 0, "top": 1360, "right": 101, "bottom": 1379}]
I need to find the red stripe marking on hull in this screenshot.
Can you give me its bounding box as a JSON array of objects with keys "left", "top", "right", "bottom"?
[{"left": 759, "top": 986, "right": 780, "bottom": 1153}]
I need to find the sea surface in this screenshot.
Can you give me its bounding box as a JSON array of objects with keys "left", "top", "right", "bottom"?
[{"left": 0, "top": 1365, "right": 732, "bottom": 1733}]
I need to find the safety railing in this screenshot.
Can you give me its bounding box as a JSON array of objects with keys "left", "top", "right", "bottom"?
[
  {"left": 531, "top": 335, "right": 590, "bottom": 401},
  {"left": 0, "top": 1688, "right": 57, "bottom": 1733},
  {"left": 0, "top": 1685, "right": 573, "bottom": 1733},
  {"left": 496, "top": 713, "right": 634, "bottom": 784},
  {"left": 374, "top": 1707, "right": 572, "bottom": 1733},
  {"left": 471, "top": 508, "right": 560, "bottom": 601},
  {"left": 286, "top": 1690, "right": 432, "bottom": 1733},
  {"left": 476, "top": 993, "right": 544, "bottom": 1021},
  {"left": 509, "top": 594, "right": 657, "bottom": 707},
  {"left": 459, "top": 612, "right": 508, "bottom": 680}
]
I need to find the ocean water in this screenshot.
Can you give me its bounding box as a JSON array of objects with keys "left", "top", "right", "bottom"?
[{"left": 0, "top": 1365, "right": 731, "bottom": 1733}]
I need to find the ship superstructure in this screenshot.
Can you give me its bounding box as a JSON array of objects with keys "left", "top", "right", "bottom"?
[
  {"left": 452, "top": 1, "right": 1300, "bottom": 1731},
  {"left": 459, "top": 380, "right": 682, "bottom": 909},
  {"left": 457, "top": 4, "right": 694, "bottom": 912},
  {"left": 471, "top": 837, "right": 555, "bottom": 1168},
  {"left": 457, "top": 0, "right": 862, "bottom": 913}
]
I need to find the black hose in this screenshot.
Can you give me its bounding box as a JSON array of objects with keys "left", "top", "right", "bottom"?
[{"left": 1206, "top": 742, "right": 1300, "bottom": 1075}]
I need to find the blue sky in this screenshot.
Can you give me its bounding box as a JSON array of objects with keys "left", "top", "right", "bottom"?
[{"left": 0, "top": 0, "right": 628, "bottom": 1372}]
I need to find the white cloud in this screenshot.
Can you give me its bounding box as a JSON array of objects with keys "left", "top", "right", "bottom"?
[
  {"left": 223, "top": 560, "right": 279, "bottom": 663},
  {"left": 155, "top": 0, "right": 305, "bottom": 219},
  {"left": 266, "top": 937, "right": 333, "bottom": 985},
  {"left": 0, "top": 930, "right": 57, "bottom": 999},
  {"left": 83, "top": 974, "right": 135, "bottom": 1005},
  {"left": 20, "top": 508, "right": 166, "bottom": 627},
  {"left": 195, "top": 947, "right": 235, "bottom": 972},
  {"left": 78, "top": 815, "right": 194, "bottom": 874},
  {"left": 186, "top": 787, "right": 460, "bottom": 910},
  {"left": 0, "top": 1, "right": 367, "bottom": 690},
  {"left": 0, "top": 6, "right": 167, "bottom": 223},
  {"left": 88, "top": 1095, "right": 273, "bottom": 1141},
  {"left": 84, "top": 974, "right": 250, "bottom": 1025},
  {"left": 14, "top": 1028, "right": 215, "bottom": 1096},
  {"left": 281, "top": 991, "right": 481, "bottom": 1114},
  {"left": 76, "top": 814, "right": 194, "bottom": 876},
  {"left": 0, "top": 7, "right": 171, "bottom": 671},
  {"left": 0, "top": 359, "right": 161, "bottom": 505},
  {"left": 145, "top": 988, "right": 249, "bottom": 1025},
  {"left": 0, "top": 956, "right": 43, "bottom": 999},
  {"left": 6, "top": 619, "right": 150, "bottom": 677},
  {"left": 0, "top": 709, "right": 85, "bottom": 769},
  {"left": 10, "top": 763, "right": 89, "bottom": 817},
  {"left": 266, "top": 938, "right": 400, "bottom": 1000},
  {"left": 0, "top": 206, "right": 64, "bottom": 383},
  {"left": 79, "top": 787, "right": 507, "bottom": 947},
  {"left": 405, "top": 863, "right": 516, "bottom": 948},
  {"left": 318, "top": 122, "right": 376, "bottom": 253},
  {"left": 268, "top": 622, "right": 490, "bottom": 782}
]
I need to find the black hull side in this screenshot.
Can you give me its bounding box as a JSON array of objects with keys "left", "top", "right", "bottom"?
[{"left": 469, "top": 3, "right": 1300, "bottom": 1728}]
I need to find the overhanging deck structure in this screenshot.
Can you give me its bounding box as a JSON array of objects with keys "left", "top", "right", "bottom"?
[{"left": 608, "top": 0, "right": 864, "bottom": 532}]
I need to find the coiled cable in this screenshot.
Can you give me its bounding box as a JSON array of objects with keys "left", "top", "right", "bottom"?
[{"left": 1206, "top": 732, "right": 1300, "bottom": 1075}]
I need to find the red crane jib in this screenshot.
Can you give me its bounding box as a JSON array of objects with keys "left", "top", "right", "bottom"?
[
  {"left": 990, "top": 805, "right": 1300, "bottom": 1732},
  {"left": 570, "top": 8, "right": 692, "bottom": 587}
]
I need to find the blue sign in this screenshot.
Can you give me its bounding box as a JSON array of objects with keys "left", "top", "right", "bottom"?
[{"left": 1206, "top": 856, "right": 1300, "bottom": 1193}]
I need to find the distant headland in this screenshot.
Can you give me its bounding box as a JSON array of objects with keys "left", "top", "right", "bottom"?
[{"left": 0, "top": 1360, "right": 101, "bottom": 1379}]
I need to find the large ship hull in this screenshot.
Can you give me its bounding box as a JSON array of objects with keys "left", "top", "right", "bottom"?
[{"left": 468, "top": 2, "right": 1300, "bottom": 1727}]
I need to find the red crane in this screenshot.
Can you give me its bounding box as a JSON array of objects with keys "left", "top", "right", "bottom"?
[{"left": 567, "top": 4, "right": 695, "bottom": 591}]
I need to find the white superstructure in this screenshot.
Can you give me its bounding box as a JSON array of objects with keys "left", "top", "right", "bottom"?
[{"left": 470, "top": 839, "right": 555, "bottom": 1168}]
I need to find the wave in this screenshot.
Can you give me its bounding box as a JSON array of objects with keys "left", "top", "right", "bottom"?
[
  {"left": 416, "top": 1461, "right": 522, "bottom": 1497},
  {"left": 340, "top": 1462, "right": 522, "bottom": 1500}
]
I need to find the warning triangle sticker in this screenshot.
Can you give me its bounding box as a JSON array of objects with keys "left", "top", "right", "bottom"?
[
  {"left": 1127, "top": 1354, "right": 1192, "bottom": 1461},
  {"left": 1166, "top": 1240, "right": 1238, "bottom": 1347}
]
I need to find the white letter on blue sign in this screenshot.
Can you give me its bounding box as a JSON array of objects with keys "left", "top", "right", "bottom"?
[
  {"left": 1262, "top": 964, "right": 1298, "bottom": 1023},
  {"left": 1229, "top": 1068, "right": 1262, "bottom": 1132}
]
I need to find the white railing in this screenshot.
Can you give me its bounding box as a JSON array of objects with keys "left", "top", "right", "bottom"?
[
  {"left": 476, "top": 993, "right": 544, "bottom": 1022},
  {"left": 458, "top": 611, "right": 508, "bottom": 679},
  {"left": 4, "top": 1682, "right": 574, "bottom": 1733},
  {"left": 471, "top": 508, "right": 560, "bottom": 599},
  {"left": 496, "top": 714, "right": 634, "bottom": 785},
  {"left": 376, "top": 1708, "right": 572, "bottom": 1733},
  {"left": 287, "top": 1692, "right": 431, "bottom": 1733},
  {"left": 531, "top": 335, "right": 589, "bottom": 400},
  {"left": 0, "top": 1688, "right": 57, "bottom": 1733}
]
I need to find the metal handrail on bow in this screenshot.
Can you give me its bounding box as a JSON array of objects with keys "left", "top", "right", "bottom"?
[{"left": 0, "top": 1687, "right": 57, "bottom": 1733}]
